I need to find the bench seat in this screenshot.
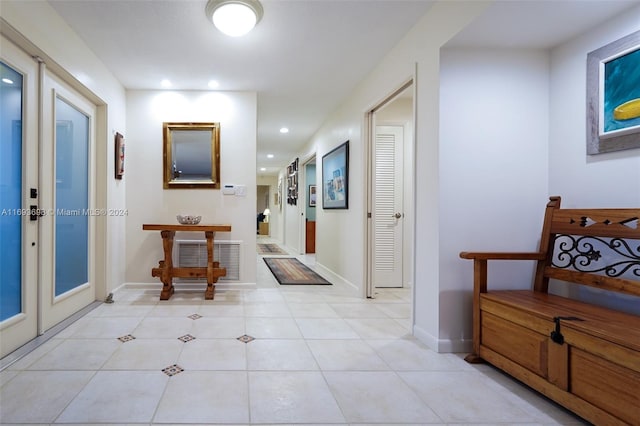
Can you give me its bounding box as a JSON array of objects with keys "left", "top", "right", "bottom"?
[
  {"left": 461, "top": 196, "right": 640, "bottom": 425},
  {"left": 481, "top": 290, "right": 640, "bottom": 354}
]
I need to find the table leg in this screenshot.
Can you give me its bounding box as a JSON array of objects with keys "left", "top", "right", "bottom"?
[
  {"left": 205, "top": 231, "right": 215, "bottom": 300},
  {"left": 160, "top": 230, "right": 176, "bottom": 300}
]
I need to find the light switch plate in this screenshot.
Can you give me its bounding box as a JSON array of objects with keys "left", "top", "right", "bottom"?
[
  {"left": 222, "top": 184, "right": 235, "bottom": 195},
  {"left": 235, "top": 185, "right": 247, "bottom": 196}
]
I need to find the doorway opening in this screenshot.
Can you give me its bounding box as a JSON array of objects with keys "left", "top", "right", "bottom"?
[
  {"left": 302, "top": 157, "right": 317, "bottom": 254},
  {"left": 257, "top": 185, "right": 270, "bottom": 236},
  {"left": 365, "top": 80, "right": 415, "bottom": 299}
]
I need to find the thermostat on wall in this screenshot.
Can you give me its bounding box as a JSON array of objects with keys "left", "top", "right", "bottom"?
[{"left": 222, "top": 184, "right": 235, "bottom": 195}]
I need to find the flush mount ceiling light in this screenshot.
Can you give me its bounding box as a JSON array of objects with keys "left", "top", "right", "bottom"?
[{"left": 205, "top": 0, "right": 263, "bottom": 37}]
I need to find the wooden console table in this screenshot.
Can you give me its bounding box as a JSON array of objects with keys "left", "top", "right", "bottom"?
[{"left": 142, "top": 224, "right": 232, "bottom": 300}]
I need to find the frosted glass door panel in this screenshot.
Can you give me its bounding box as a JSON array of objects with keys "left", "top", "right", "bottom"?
[
  {"left": 54, "top": 97, "right": 89, "bottom": 296},
  {"left": 0, "top": 62, "right": 23, "bottom": 320}
]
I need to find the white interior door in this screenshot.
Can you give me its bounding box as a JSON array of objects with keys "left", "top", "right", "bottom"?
[
  {"left": 372, "top": 125, "right": 404, "bottom": 288},
  {"left": 0, "top": 36, "right": 39, "bottom": 357},
  {"left": 39, "top": 70, "right": 96, "bottom": 331}
]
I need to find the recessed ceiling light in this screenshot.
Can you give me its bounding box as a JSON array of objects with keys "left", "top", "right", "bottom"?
[
  {"left": 208, "top": 80, "right": 219, "bottom": 89},
  {"left": 205, "top": 0, "right": 264, "bottom": 37},
  {"left": 260, "top": 167, "right": 266, "bottom": 171},
  {"left": 280, "top": 127, "right": 289, "bottom": 134},
  {"left": 267, "top": 154, "right": 274, "bottom": 158},
  {"left": 161, "top": 79, "right": 172, "bottom": 88},
  {"left": 2, "top": 78, "right": 14, "bottom": 85}
]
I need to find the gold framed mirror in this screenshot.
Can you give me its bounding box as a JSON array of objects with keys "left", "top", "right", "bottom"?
[{"left": 163, "top": 122, "right": 221, "bottom": 189}]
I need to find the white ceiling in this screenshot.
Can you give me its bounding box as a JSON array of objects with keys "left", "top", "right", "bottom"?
[
  {"left": 47, "top": 0, "right": 639, "bottom": 175},
  {"left": 447, "top": 0, "right": 638, "bottom": 49}
]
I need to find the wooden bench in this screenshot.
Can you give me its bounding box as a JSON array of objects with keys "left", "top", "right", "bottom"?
[{"left": 460, "top": 196, "right": 640, "bottom": 425}]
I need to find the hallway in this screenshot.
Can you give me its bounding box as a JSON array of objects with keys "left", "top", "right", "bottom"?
[{"left": 0, "top": 252, "right": 586, "bottom": 425}]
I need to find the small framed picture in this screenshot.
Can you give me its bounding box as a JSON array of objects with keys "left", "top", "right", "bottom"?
[
  {"left": 309, "top": 185, "right": 317, "bottom": 207},
  {"left": 115, "top": 132, "right": 125, "bottom": 179},
  {"left": 322, "top": 140, "right": 349, "bottom": 209}
]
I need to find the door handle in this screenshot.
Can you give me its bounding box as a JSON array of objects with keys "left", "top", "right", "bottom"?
[
  {"left": 29, "top": 205, "right": 45, "bottom": 221},
  {"left": 393, "top": 212, "right": 402, "bottom": 219}
]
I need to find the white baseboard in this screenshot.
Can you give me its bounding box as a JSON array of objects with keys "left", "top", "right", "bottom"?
[
  {"left": 413, "top": 324, "right": 472, "bottom": 354},
  {"left": 119, "top": 282, "right": 257, "bottom": 291},
  {"left": 313, "top": 262, "right": 359, "bottom": 294}
]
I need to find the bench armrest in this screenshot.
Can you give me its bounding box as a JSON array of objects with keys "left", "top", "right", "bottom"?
[
  {"left": 459, "top": 252, "right": 545, "bottom": 291},
  {"left": 459, "top": 251, "right": 545, "bottom": 260},
  {"left": 460, "top": 250, "right": 546, "bottom": 358}
]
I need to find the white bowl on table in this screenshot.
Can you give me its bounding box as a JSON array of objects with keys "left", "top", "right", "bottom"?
[{"left": 176, "top": 215, "right": 201, "bottom": 225}]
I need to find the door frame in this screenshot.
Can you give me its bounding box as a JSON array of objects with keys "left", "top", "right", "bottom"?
[
  {"left": 257, "top": 184, "right": 270, "bottom": 236},
  {"left": 298, "top": 152, "right": 316, "bottom": 254},
  {"left": 301, "top": 155, "right": 317, "bottom": 254},
  {"left": 364, "top": 78, "right": 416, "bottom": 299}
]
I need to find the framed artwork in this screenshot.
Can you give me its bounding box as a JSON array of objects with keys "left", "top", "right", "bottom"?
[
  {"left": 309, "top": 185, "right": 317, "bottom": 207},
  {"left": 587, "top": 30, "right": 640, "bottom": 154},
  {"left": 115, "top": 132, "right": 125, "bottom": 179},
  {"left": 287, "top": 158, "right": 298, "bottom": 205},
  {"left": 322, "top": 140, "right": 349, "bottom": 209}
]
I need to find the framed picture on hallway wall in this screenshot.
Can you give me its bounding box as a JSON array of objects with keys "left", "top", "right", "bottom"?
[
  {"left": 587, "top": 30, "right": 640, "bottom": 154},
  {"left": 322, "top": 140, "right": 348, "bottom": 209},
  {"left": 115, "top": 132, "right": 125, "bottom": 179},
  {"left": 309, "top": 185, "right": 317, "bottom": 207}
]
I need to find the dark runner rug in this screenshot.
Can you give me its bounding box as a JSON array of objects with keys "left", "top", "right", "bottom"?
[
  {"left": 257, "top": 243, "right": 288, "bottom": 255},
  {"left": 263, "top": 257, "right": 332, "bottom": 285}
]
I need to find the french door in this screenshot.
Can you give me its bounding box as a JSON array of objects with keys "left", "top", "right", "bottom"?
[
  {"left": 0, "top": 36, "right": 96, "bottom": 357},
  {"left": 0, "top": 36, "right": 39, "bottom": 357},
  {"left": 39, "top": 70, "right": 96, "bottom": 331}
]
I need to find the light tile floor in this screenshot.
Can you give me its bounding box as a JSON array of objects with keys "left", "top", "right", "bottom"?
[{"left": 0, "top": 246, "right": 588, "bottom": 425}]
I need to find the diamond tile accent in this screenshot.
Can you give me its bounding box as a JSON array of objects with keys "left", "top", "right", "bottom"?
[
  {"left": 178, "top": 334, "right": 196, "bottom": 343},
  {"left": 237, "top": 334, "right": 255, "bottom": 343},
  {"left": 118, "top": 334, "right": 136, "bottom": 343},
  {"left": 188, "top": 313, "right": 203, "bottom": 320},
  {"left": 162, "top": 364, "right": 184, "bottom": 376}
]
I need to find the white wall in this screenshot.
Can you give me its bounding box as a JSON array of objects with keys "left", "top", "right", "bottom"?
[
  {"left": 548, "top": 5, "right": 640, "bottom": 312},
  {"left": 2, "top": 1, "right": 127, "bottom": 297},
  {"left": 125, "top": 90, "right": 257, "bottom": 284},
  {"left": 549, "top": 6, "right": 640, "bottom": 207},
  {"left": 439, "top": 48, "right": 550, "bottom": 350}
]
